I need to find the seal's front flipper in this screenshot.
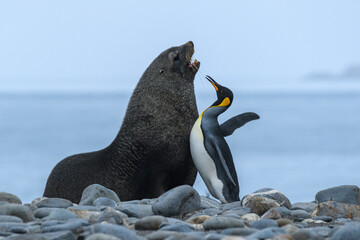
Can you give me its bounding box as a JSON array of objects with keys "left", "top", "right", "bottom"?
[{"left": 220, "top": 112, "right": 260, "bottom": 137}]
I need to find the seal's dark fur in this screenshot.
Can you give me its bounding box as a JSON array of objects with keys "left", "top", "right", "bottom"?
[{"left": 44, "top": 42, "right": 200, "bottom": 203}]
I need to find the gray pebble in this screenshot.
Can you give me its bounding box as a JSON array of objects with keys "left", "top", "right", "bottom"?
[
  {"left": 290, "top": 209, "right": 311, "bottom": 221},
  {"left": 261, "top": 208, "right": 281, "bottom": 219},
  {"left": 160, "top": 223, "right": 194, "bottom": 232},
  {"left": 0, "top": 192, "right": 22, "bottom": 204},
  {"left": 223, "top": 207, "right": 250, "bottom": 217},
  {"left": 89, "top": 207, "right": 124, "bottom": 225},
  {"left": 242, "top": 196, "right": 280, "bottom": 216},
  {"left": 42, "top": 218, "right": 89, "bottom": 232},
  {"left": 273, "top": 206, "right": 291, "bottom": 218},
  {"left": 221, "top": 227, "right": 258, "bottom": 236},
  {"left": 134, "top": 215, "right": 168, "bottom": 230},
  {"left": 203, "top": 208, "right": 223, "bottom": 215},
  {"left": 43, "top": 208, "right": 78, "bottom": 221},
  {"left": 0, "top": 203, "right": 34, "bottom": 222},
  {"left": 251, "top": 219, "right": 278, "bottom": 229},
  {"left": 146, "top": 230, "right": 185, "bottom": 240},
  {"left": 93, "top": 197, "right": 116, "bottom": 208},
  {"left": 331, "top": 223, "right": 360, "bottom": 240},
  {"left": 248, "top": 227, "right": 287, "bottom": 240},
  {"left": 311, "top": 216, "right": 333, "bottom": 222},
  {"left": 221, "top": 201, "right": 242, "bottom": 211},
  {"left": 117, "top": 203, "right": 153, "bottom": 218},
  {"left": 34, "top": 207, "right": 54, "bottom": 218},
  {"left": 0, "top": 222, "right": 28, "bottom": 233},
  {"left": 85, "top": 233, "right": 121, "bottom": 240},
  {"left": 4, "top": 231, "right": 76, "bottom": 240},
  {"left": 68, "top": 205, "right": 100, "bottom": 211},
  {"left": 316, "top": 185, "right": 360, "bottom": 205},
  {"left": 242, "top": 188, "right": 292, "bottom": 209},
  {"left": 203, "top": 216, "right": 245, "bottom": 230},
  {"left": 312, "top": 201, "right": 360, "bottom": 219},
  {"left": 87, "top": 223, "right": 141, "bottom": 240},
  {"left": 152, "top": 185, "right": 200, "bottom": 217},
  {"left": 291, "top": 228, "right": 325, "bottom": 240},
  {"left": 36, "top": 198, "right": 73, "bottom": 208},
  {"left": 0, "top": 215, "right": 23, "bottom": 223},
  {"left": 79, "top": 184, "right": 121, "bottom": 206},
  {"left": 203, "top": 233, "right": 225, "bottom": 240},
  {"left": 291, "top": 202, "right": 317, "bottom": 212}
]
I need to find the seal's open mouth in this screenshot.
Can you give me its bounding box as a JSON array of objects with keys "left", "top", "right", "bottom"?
[
  {"left": 188, "top": 58, "right": 200, "bottom": 71},
  {"left": 184, "top": 41, "right": 200, "bottom": 72}
]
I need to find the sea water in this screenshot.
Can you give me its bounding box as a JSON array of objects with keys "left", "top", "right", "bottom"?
[{"left": 0, "top": 90, "right": 359, "bottom": 204}]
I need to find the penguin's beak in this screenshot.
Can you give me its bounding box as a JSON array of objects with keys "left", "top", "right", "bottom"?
[{"left": 206, "top": 75, "right": 219, "bottom": 91}]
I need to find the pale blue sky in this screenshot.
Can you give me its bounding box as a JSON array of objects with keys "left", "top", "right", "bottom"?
[{"left": 1, "top": 1, "right": 359, "bottom": 91}]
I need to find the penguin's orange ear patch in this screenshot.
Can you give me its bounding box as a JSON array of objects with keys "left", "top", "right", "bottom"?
[{"left": 218, "top": 97, "right": 230, "bottom": 107}]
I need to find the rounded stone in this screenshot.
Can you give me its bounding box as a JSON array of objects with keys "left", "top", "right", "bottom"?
[
  {"left": 251, "top": 219, "right": 278, "bottom": 230},
  {"left": 152, "top": 185, "right": 200, "bottom": 217},
  {"left": 315, "top": 185, "right": 360, "bottom": 205},
  {"left": 242, "top": 188, "right": 292, "bottom": 209},
  {"left": 276, "top": 218, "right": 293, "bottom": 227},
  {"left": 3, "top": 231, "right": 76, "bottom": 240},
  {"left": 249, "top": 227, "right": 287, "bottom": 239},
  {"left": 134, "top": 215, "right": 168, "bottom": 230},
  {"left": 186, "top": 214, "right": 211, "bottom": 224},
  {"left": 88, "top": 223, "right": 141, "bottom": 240},
  {"left": 85, "top": 233, "right": 121, "bottom": 240},
  {"left": 203, "top": 216, "right": 245, "bottom": 230},
  {"left": 312, "top": 201, "right": 360, "bottom": 219},
  {"left": 282, "top": 224, "right": 299, "bottom": 234},
  {"left": 261, "top": 208, "right": 282, "bottom": 219},
  {"left": 79, "top": 184, "right": 121, "bottom": 206},
  {"left": 330, "top": 223, "right": 360, "bottom": 240},
  {"left": 290, "top": 209, "right": 311, "bottom": 221},
  {"left": 221, "top": 227, "right": 258, "bottom": 236},
  {"left": 41, "top": 218, "right": 89, "bottom": 232},
  {"left": 93, "top": 197, "right": 116, "bottom": 208},
  {"left": 221, "top": 201, "right": 242, "bottom": 211},
  {"left": 242, "top": 196, "right": 280, "bottom": 215},
  {"left": 36, "top": 198, "right": 73, "bottom": 208},
  {"left": 43, "top": 208, "right": 78, "bottom": 221},
  {"left": 117, "top": 203, "right": 153, "bottom": 218},
  {"left": 34, "top": 208, "right": 54, "bottom": 218},
  {"left": 160, "top": 223, "right": 194, "bottom": 232},
  {"left": 0, "top": 203, "right": 34, "bottom": 222},
  {"left": 241, "top": 213, "right": 260, "bottom": 224},
  {"left": 0, "top": 192, "right": 22, "bottom": 204},
  {"left": 291, "top": 202, "right": 317, "bottom": 213},
  {"left": 0, "top": 215, "right": 23, "bottom": 223}
]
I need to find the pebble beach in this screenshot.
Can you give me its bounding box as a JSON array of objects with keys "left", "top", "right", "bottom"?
[{"left": 0, "top": 184, "right": 359, "bottom": 240}]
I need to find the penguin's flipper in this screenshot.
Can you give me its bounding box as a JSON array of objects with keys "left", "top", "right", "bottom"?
[
  {"left": 220, "top": 112, "right": 260, "bottom": 137},
  {"left": 212, "top": 140, "right": 237, "bottom": 186}
]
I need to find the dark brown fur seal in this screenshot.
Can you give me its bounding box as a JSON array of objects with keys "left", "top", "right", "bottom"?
[{"left": 43, "top": 41, "right": 201, "bottom": 203}]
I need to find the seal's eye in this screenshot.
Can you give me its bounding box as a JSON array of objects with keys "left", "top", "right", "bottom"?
[{"left": 168, "top": 51, "right": 180, "bottom": 62}]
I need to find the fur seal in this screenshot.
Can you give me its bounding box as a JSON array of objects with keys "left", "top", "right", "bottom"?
[
  {"left": 44, "top": 41, "right": 201, "bottom": 203},
  {"left": 190, "top": 76, "right": 259, "bottom": 203}
]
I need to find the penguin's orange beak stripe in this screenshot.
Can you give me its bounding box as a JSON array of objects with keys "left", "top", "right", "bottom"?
[{"left": 210, "top": 82, "right": 218, "bottom": 91}]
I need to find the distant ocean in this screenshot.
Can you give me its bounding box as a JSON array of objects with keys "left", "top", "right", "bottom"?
[{"left": 1, "top": 89, "right": 360, "bottom": 204}]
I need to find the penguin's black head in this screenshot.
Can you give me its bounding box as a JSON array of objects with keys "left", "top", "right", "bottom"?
[{"left": 206, "top": 75, "right": 233, "bottom": 108}]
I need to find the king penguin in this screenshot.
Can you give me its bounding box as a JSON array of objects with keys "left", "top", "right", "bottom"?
[{"left": 190, "top": 75, "right": 259, "bottom": 203}]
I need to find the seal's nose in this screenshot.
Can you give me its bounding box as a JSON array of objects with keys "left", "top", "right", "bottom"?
[{"left": 186, "top": 41, "right": 194, "bottom": 47}]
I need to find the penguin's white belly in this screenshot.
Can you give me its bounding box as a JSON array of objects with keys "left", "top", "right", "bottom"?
[{"left": 190, "top": 118, "right": 226, "bottom": 203}]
